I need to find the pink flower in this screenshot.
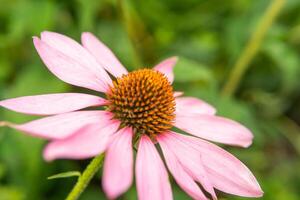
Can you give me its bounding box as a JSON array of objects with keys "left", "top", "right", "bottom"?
[{"left": 0, "top": 31, "right": 263, "bottom": 200}]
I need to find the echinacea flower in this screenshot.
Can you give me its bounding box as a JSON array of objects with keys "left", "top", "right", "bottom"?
[{"left": 0, "top": 31, "right": 263, "bottom": 200}]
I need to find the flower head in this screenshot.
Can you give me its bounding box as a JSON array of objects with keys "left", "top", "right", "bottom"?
[
  {"left": 107, "top": 69, "right": 175, "bottom": 137},
  {"left": 0, "top": 31, "right": 263, "bottom": 200}
]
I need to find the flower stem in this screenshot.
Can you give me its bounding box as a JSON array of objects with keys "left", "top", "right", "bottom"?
[
  {"left": 221, "top": 0, "right": 285, "bottom": 97},
  {"left": 65, "top": 154, "right": 105, "bottom": 200}
]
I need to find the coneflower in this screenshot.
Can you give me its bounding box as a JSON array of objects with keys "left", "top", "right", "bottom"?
[{"left": 0, "top": 32, "right": 263, "bottom": 200}]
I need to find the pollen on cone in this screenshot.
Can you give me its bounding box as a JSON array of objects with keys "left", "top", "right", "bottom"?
[{"left": 107, "top": 69, "right": 175, "bottom": 137}]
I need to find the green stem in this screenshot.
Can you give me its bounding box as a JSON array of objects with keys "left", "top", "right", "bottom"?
[
  {"left": 65, "top": 154, "right": 105, "bottom": 200},
  {"left": 221, "top": 0, "right": 285, "bottom": 97}
]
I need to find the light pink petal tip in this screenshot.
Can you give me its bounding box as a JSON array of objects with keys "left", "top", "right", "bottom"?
[
  {"left": 176, "top": 97, "right": 216, "bottom": 116},
  {"left": 174, "top": 91, "right": 184, "bottom": 98},
  {"left": 154, "top": 56, "right": 178, "bottom": 83},
  {"left": 12, "top": 111, "right": 113, "bottom": 140},
  {"left": 0, "top": 93, "right": 107, "bottom": 115},
  {"left": 33, "top": 33, "right": 111, "bottom": 92},
  {"left": 102, "top": 127, "right": 134, "bottom": 199},
  {"left": 175, "top": 114, "right": 253, "bottom": 147},
  {"left": 136, "top": 135, "right": 172, "bottom": 200},
  {"left": 173, "top": 133, "right": 263, "bottom": 197},
  {"left": 43, "top": 120, "right": 120, "bottom": 161},
  {"left": 81, "top": 32, "right": 128, "bottom": 78},
  {"left": 159, "top": 133, "right": 217, "bottom": 200},
  {"left": 158, "top": 136, "right": 208, "bottom": 200}
]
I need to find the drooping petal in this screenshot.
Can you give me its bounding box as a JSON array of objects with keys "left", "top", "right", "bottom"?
[
  {"left": 11, "top": 111, "right": 113, "bottom": 139},
  {"left": 102, "top": 127, "right": 134, "bottom": 199},
  {"left": 173, "top": 133, "right": 263, "bottom": 197},
  {"left": 43, "top": 120, "right": 120, "bottom": 161},
  {"left": 161, "top": 132, "right": 217, "bottom": 200},
  {"left": 175, "top": 114, "right": 253, "bottom": 147},
  {"left": 154, "top": 57, "right": 178, "bottom": 83},
  {"left": 158, "top": 135, "right": 208, "bottom": 200},
  {"left": 136, "top": 135, "right": 172, "bottom": 200},
  {"left": 33, "top": 36, "right": 111, "bottom": 92},
  {"left": 41, "top": 31, "right": 113, "bottom": 87},
  {"left": 81, "top": 32, "right": 128, "bottom": 78},
  {"left": 0, "top": 93, "right": 108, "bottom": 115},
  {"left": 176, "top": 97, "right": 216, "bottom": 116}
]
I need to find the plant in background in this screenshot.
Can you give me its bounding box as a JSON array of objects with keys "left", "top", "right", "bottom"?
[{"left": 0, "top": 32, "right": 263, "bottom": 200}]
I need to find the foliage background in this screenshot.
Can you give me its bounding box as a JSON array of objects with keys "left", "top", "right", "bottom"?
[{"left": 0, "top": 0, "right": 300, "bottom": 199}]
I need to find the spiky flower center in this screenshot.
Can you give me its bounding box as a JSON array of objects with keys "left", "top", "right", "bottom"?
[{"left": 107, "top": 69, "right": 175, "bottom": 137}]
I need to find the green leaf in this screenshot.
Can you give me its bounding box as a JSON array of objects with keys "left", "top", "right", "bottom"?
[{"left": 47, "top": 171, "right": 81, "bottom": 180}]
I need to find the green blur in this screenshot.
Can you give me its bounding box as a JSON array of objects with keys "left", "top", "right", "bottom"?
[{"left": 0, "top": 0, "right": 299, "bottom": 199}]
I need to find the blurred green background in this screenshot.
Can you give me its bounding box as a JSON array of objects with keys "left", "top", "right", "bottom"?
[{"left": 0, "top": 0, "right": 300, "bottom": 199}]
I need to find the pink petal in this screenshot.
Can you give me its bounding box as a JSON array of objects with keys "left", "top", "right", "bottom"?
[
  {"left": 102, "top": 127, "right": 134, "bottom": 199},
  {"left": 0, "top": 93, "right": 108, "bottom": 115},
  {"left": 175, "top": 114, "right": 253, "bottom": 147},
  {"left": 161, "top": 132, "right": 217, "bottom": 199},
  {"left": 41, "top": 31, "right": 112, "bottom": 87},
  {"left": 154, "top": 57, "right": 178, "bottom": 83},
  {"left": 136, "top": 135, "right": 172, "bottom": 200},
  {"left": 12, "top": 111, "right": 113, "bottom": 139},
  {"left": 176, "top": 97, "right": 216, "bottom": 116},
  {"left": 174, "top": 91, "right": 184, "bottom": 98},
  {"left": 158, "top": 136, "right": 208, "bottom": 200},
  {"left": 173, "top": 133, "right": 263, "bottom": 197},
  {"left": 43, "top": 120, "right": 120, "bottom": 161},
  {"left": 81, "top": 32, "right": 128, "bottom": 78},
  {"left": 33, "top": 36, "right": 111, "bottom": 92}
]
